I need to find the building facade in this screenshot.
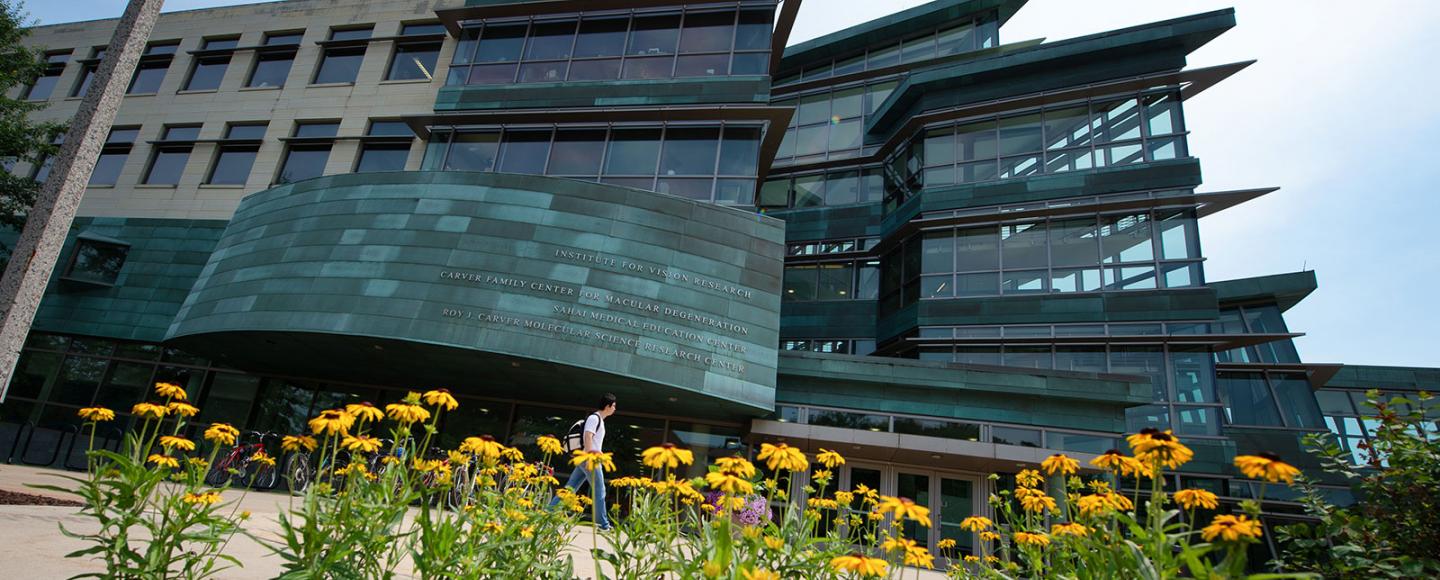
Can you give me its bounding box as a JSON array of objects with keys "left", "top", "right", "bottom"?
[{"left": 2, "top": 0, "right": 1436, "bottom": 560}]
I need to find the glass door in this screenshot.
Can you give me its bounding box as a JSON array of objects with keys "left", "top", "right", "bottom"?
[
  {"left": 895, "top": 471, "right": 933, "bottom": 548},
  {"left": 938, "top": 477, "right": 976, "bottom": 555}
]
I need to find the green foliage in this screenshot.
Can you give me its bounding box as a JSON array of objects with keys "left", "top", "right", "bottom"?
[
  {"left": 0, "top": 0, "right": 66, "bottom": 249},
  {"left": 1271, "top": 390, "right": 1440, "bottom": 579}
]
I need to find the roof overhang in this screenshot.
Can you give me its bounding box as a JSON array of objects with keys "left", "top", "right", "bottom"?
[
  {"left": 909, "top": 332, "right": 1307, "bottom": 352},
  {"left": 779, "top": 0, "right": 1028, "bottom": 72},
  {"left": 1217, "top": 362, "right": 1346, "bottom": 389},
  {"left": 1210, "top": 271, "right": 1319, "bottom": 312}
]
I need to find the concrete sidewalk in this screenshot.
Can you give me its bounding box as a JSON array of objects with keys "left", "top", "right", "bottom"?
[{"left": 0, "top": 464, "right": 947, "bottom": 579}]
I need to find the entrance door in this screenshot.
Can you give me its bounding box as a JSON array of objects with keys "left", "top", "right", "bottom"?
[
  {"left": 895, "top": 471, "right": 933, "bottom": 548},
  {"left": 937, "top": 477, "right": 975, "bottom": 555},
  {"left": 840, "top": 464, "right": 982, "bottom": 555}
]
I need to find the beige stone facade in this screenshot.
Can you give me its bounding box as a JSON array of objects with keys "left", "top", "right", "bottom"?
[{"left": 15, "top": 0, "right": 452, "bottom": 220}]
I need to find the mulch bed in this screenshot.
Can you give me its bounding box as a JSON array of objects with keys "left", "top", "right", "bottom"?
[{"left": 0, "top": 488, "right": 83, "bottom": 507}]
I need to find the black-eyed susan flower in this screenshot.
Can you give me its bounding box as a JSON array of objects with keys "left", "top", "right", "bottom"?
[
  {"left": 187, "top": 457, "right": 209, "bottom": 469},
  {"left": 704, "top": 471, "right": 754, "bottom": 495},
  {"left": 1019, "top": 492, "right": 1057, "bottom": 514},
  {"left": 963, "top": 554, "right": 980, "bottom": 563},
  {"left": 641, "top": 443, "right": 695, "bottom": 470},
  {"left": 830, "top": 554, "right": 887, "bottom": 578},
  {"left": 167, "top": 401, "right": 199, "bottom": 418},
  {"left": 741, "top": 567, "right": 779, "bottom": 580},
  {"left": 1042, "top": 453, "right": 1080, "bottom": 476},
  {"left": 154, "top": 382, "right": 187, "bottom": 400},
  {"left": 1015, "top": 469, "right": 1044, "bottom": 488},
  {"left": 182, "top": 491, "right": 222, "bottom": 505},
  {"left": 341, "top": 434, "right": 381, "bottom": 453},
  {"left": 904, "top": 544, "right": 934, "bottom": 569},
  {"left": 250, "top": 450, "right": 276, "bottom": 468},
  {"left": 875, "top": 495, "right": 932, "bottom": 527},
  {"left": 757, "top": 442, "right": 808, "bottom": 472},
  {"left": 1201, "top": 514, "right": 1263, "bottom": 543},
  {"left": 763, "top": 535, "right": 784, "bottom": 550},
  {"left": 937, "top": 538, "right": 958, "bottom": 550},
  {"left": 148, "top": 454, "right": 179, "bottom": 469},
  {"left": 880, "top": 536, "right": 916, "bottom": 553},
  {"left": 570, "top": 450, "right": 616, "bottom": 472},
  {"left": 960, "top": 515, "right": 992, "bottom": 532},
  {"left": 159, "top": 436, "right": 195, "bottom": 452},
  {"left": 834, "top": 490, "right": 854, "bottom": 506},
  {"left": 536, "top": 435, "right": 563, "bottom": 456},
  {"left": 1013, "top": 531, "right": 1050, "bottom": 547},
  {"left": 715, "top": 456, "right": 756, "bottom": 478},
  {"left": 1174, "top": 488, "right": 1219, "bottom": 511},
  {"left": 385, "top": 401, "right": 430, "bottom": 424},
  {"left": 77, "top": 407, "right": 115, "bottom": 422},
  {"left": 816, "top": 447, "right": 845, "bottom": 468},
  {"left": 309, "top": 409, "right": 355, "bottom": 436},
  {"left": 281, "top": 434, "right": 317, "bottom": 452},
  {"left": 345, "top": 402, "right": 384, "bottom": 424},
  {"left": 979, "top": 531, "right": 1000, "bottom": 542},
  {"left": 132, "top": 402, "right": 168, "bottom": 420},
  {"left": 1234, "top": 453, "right": 1301, "bottom": 484},
  {"left": 1051, "top": 522, "right": 1089, "bottom": 537},
  {"left": 1128, "top": 428, "right": 1194, "bottom": 469},
  {"left": 422, "top": 388, "right": 459, "bottom": 411},
  {"left": 204, "top": 423, "right": 239, "bottom": 446},
  {"left": 460, "top": 435, "right": 505, "bottom": 463}
]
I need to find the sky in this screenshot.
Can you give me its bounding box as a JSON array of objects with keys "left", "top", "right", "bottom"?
[{"left": 24, "top": 1, "right": 1440, "bottom": 369}]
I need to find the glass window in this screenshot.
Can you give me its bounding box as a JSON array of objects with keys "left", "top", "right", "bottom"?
[
  {"left": 1157, "top": 210, "right": 1200, "bottom": 260},
  {"left": 1000, "top": 222, "right": 1046, "bottom": 269},
  {"left": 1219, "top": 372, "right": 1283, "bottom": 426},
  {"left": 1097, "top": 98, "right": 1142, "bottom": 143},
  {"left": 1054, "top": 346, "right": 1106, "bottom": 373},
  {"left": 955, "top": 120, "right": 997, "bottom": 162},
  {"left": 293, "top": 123, "right": 339, "bottom": 138},
  {"left": 184, "top": 54, "right": 231, "bottom": 91},
  {"left": 1099, "top": 213, "right": 1153, "bottom": 263},
  {"left": 264, "top": 32, "right": 303, "bottom": 46},
  {"left": 329, "top": 28, "right": 372, "bottom": 41},
  {"left": 525, "top": 21, "right": 576, "bottom": 60},
  {"left": 824, "top": 171, "right": 859, "bottom": 205},
  {"left": 402, "top": 23, "right": 445, "bottom": 36},
  {"left": 1272, "top": 375, "right": 1324, "bottom": 428},
  {"left": 782, "top": 265, "right": 817, "bottom": 301},
  {"left": 198, "top": 373, "right": 260, "bottom": 426},
  {"left": 54, "top": 356, "right": 106, "bottom": 406},
  {"left": 574, "top": 17, "right": 628, "bottom": 58},
  {"left": 901, "top": 33, "right": 936, "bottom": 63},
  {"left": 247, "top": 52, "right": 295, "bottom": 88},
  {"left": 628, "top": 14, "right": 680, "bottom": 56},
  {"left": 366, "top": 121, "right": 412, "bottom": 137},
  {"left": 921, "top": 231, "right": 953, "bottom": 274},
  {"left": 64, "top": 239, "right": 129, "bottom": 285},
  {"left": 1112, "top": 346, "right": 1166, "bottom": 400},
  {"left": 716, "top": 127, "right": 759, "bottom": 176},
  {"left": 954, "top": 227, "right": 998, "bottom": 272},
  {"left": 659, "top": 127, "right": 719, "bottom": 176},
  {"left": 445, "top": 132, "right": 499, "bottom": 171},
  {"left": 792, "top": 175, "right": 823, "bottom": 207},
  {"left": 797, "top": 94, "right": 830, "bottom": 126},
  {"left": 314, "top": 46, "right": 366, "bottom": 84},
  {"left": 1048, "top": 217, "right": 1099, "bottom": 267},
  {"left": 251, "top": 380, "right": 315, "bottom": 436},
  {"left": 23, "top": 52, "right": 68, "bottom": 100},
  {"left": 734, "top": 9, "right": 772, "bottom": 51},
  {"left": 1051, "top": 268, "right": 1101, "bottom": 293},
  {"left": 498, "top": 131, "right": 552, "bottom": 174},
  {"left": 1144, "top": 93, "right": 1183, "bottom": 136},
  {"left": 207, "top": 145, "right": 258, "bottom": 185},
  {"left": 856, "top": 261, "right": 880, "bottom": 299},
  {"left": 680, "top": 11, "right": 734, "bottom": 53},
  {"left": 567, "top": 59, "right": 620, "bottom": 81},
  {"left": 276, "top": 145, "right": 331, "bottom": 183},
  {"left": 388, "top": 42, "right": 440, "bottom": 81},
  {"left": 809, "top": 409, "right": 888, "bottom": 431},
  {"left": 93, "top": 361, "right": 151, "bottom": 412},
  {"left": 675, "top": 54, "right": 727, "bottom": 77},
  {"left": 992, "top": 426, "right": 1041, "bottom": 447},
  {"left": 1315, "top": 390, "right": 1354, "bottom": 415},
  {"left": 1050, "top": 431, "right": 1119, "bottom": 455},
  {"left": 1125, "top": 404, "right": 1171, "bottom": 432},
  {"left": 1171, "top": 348, "right": 1217, "bottom": 403},
  {"left": 604, "top": 129, "right": 661, "bottom": 175},
  {"left": 1104, "top": 266, "right": 1156, "bottom": 291},
  {"left": 547, "top": 129, "right": 606, "bottom": 175},
  {"left": 997, "top": 113, "right": 1043, "bottom": 156},
  {"left": 355, "top": 143, "right": 410, "bottom": 172},
  {"left": 144, "top": 146, "right": 191, "bottom": 185},
  {"left": 867, "top": 44, "right": 899, "bottom": 69},
  {"left": 476, "top": 24, "right": 526, "bottom": 63},
  {"left": 817, "top": 263, "right": 853, "bottom": 300}
]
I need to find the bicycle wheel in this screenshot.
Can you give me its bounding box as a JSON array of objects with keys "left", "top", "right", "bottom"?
[
  {"left": 255, "top": 460, "right": 279, "bottom": 489},
  {"left": 286, "top": 453, "right": 312, "bottom": 495},
  {"left": 205, "top": 457, "right": 232, "bottom": 487},
  {"left": 447, "top": 465, "right": 470, "bottom": 510}
]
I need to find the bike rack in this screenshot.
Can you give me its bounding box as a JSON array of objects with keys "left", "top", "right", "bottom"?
[
  {"left": 0, "top": 421, "right": 27, "bottom": 464},
  {"left": 19, "top": 422, "right": 67, "bottom": 467}
]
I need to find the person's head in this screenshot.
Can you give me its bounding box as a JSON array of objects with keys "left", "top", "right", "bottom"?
[{"left": 598, "top": 393, "right": 617, "bottom": 417}]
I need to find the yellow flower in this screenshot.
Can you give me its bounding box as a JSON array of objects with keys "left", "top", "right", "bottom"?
[
  {"left": 154, "top": 381, "right": 187, "bottom": 400},
  {"left": 813, "top": 469, "right": 833, "bottom": 482},
  {"left": 520, "top": 526, "right": 534, "bottom": 538},
  {"left": 1015, "top": 469, "right": 1044, "bottom": 488},
  {"left": 764, "top": 535, "right": 784, "bottom": 550},
  {"left": 1174, "top": 488, "right": 1219, "bottom": 511},
  {"left": 182, "top": 491, "right": 222, "bottom": 505},
  {"left": 1234, "top": 453, "right": 1301, "bottom": 484},
  {"left": 834, "top": 491, "right": 854, "bottom": 506},
  {"left": 702, "top": 560, "right": 723, "bottom": 578},
  {"left": 979, "top": 531, "right": 1000, "bottom": 542},
  {"left": 77, "top": 407, "right": 115, "bottom": 422},
  {"left": 159, "top": 436, "right": 195, "bottom": 452},
  {"left": 1042, "top": 454, "right": 1080, "bottom": 476},
  {"left": 132, "top": 403, "right": 168, "bottom": 420},
  {"left": 960, "top": 515, "right": 992, "bottom": 532},
  {"left": 203, "top": 423, "right": 238, "bottom": 445},
  {"left": 422, "top": 389, "right": 459, "bottom": 411},
  {"left": 1019, "top": 492, "right": 1057, "bottom": 514},
  {"left": 167, "top": 401, "right": 199, "bottom": 417},
  {"left": 385, "top": 402, "right": 430, "bottom": 424},
  {"left": 937, "top": 538, "right": 957, "bottom": 550},
  {"left": 1128, "top": 428, "right": 1194, "bottom": 469},
  {"left": 148, "top": 454, "right": 179, "bottom": 469},
  {"left": 757, "top": 442, "right": 808, "bottom": 472},
  {"left": 500, "top": 445, "right": 524, "bottom": 462},
  {"left": 816, "top": 447, "right": 846, "bottom": 468},
  {"left": 481, "top": 521, "right": 503, "bottom": 533},
  {"left": 704, "top": 471, "right": 754, "bottom": 495},
  {"left": 904, "top": 544, "right": 934, "bottom": 569},
  {"left": 250, "top": 450, "right": 276, "bottom": 468},
  {"left": 1087, "top": 479, "right": 1113, "bottom": 494},
  {"left": 570, "top": 450, "right": 616, "bottom": 472},
  {"left": 1013, "top": 532, "right": 1050, "bottom": 547},
  {"left": 345, "top": 402, "right": 384, "bottom": 424},
  {"left": 459, "top": 435, "right": 505, "bottom": 462},
  {"left": 831, "top": 554, "right": 888, "bottom": 578},
  {"left": 807, "top": 498, "right": 839, "bottom": 510},
  {"left": 641, "top": 443, "right": 695, "bottom": 470},
  {"left": 341, "top": 434, "right": 381, "bottom": 453},
  {"left": 715, "top": 456, "right": 757, "bottom": 478},
  {"left": 187, "top": 457, "right": 209, "bottom": 469},
  {"left": 874, "top": 495, "right": 932, "bottom": 527},
  {"left": 1201, "top": 514, "right": 1264, "bottom": 543},
  {"left": 880, "top": 536, "right": 916, "bottom": 553},
  {"left": 447, "top": 450, "right": 469, "bottom": 465},
  {"left": 1052, "top": 522, "right": 1089, "bottom": 537},
  {"left": 741, "top": 568, "right": 780, "bottom": 580},
  {"left": 282, "top": 435, "right": 317, "bottom": 452},
  {"left": 309, "top": 409, "right": 355, "bottom": 436},
  {"left": 1077, "top": 492, "right": 1134, "bottom": 517},
  {"left": 536, "top": 435, "right": 564, "bottom": 456},
  {"left": 963, "top": 555, "right": 980, "bottom": 563}
]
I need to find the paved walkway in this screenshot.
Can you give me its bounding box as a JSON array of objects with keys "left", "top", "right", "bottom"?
[{"left": 0, "top": 464, "right": 946, "bottom": 579}]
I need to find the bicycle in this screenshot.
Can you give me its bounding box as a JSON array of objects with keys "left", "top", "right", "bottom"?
[{"left": 206, "top": 431, "right": 279, "bottom": 488}]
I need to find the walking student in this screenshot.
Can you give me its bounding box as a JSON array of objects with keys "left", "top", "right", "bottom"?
[{"left": 552, "top": 393, "right": 616, "bottom": 530}]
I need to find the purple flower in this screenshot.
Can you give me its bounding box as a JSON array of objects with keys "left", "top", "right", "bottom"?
[{"left": 702, "top": 491, "right": 772, "bottom": 526}]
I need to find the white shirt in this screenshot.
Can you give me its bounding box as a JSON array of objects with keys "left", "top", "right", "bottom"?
[{"left": 583, "top": 413, "right": 606, "bottom": 453}]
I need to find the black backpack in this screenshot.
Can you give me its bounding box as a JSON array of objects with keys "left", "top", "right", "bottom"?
[{"left": 563, "top": 412, "right": 599, "bottom": 454}]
